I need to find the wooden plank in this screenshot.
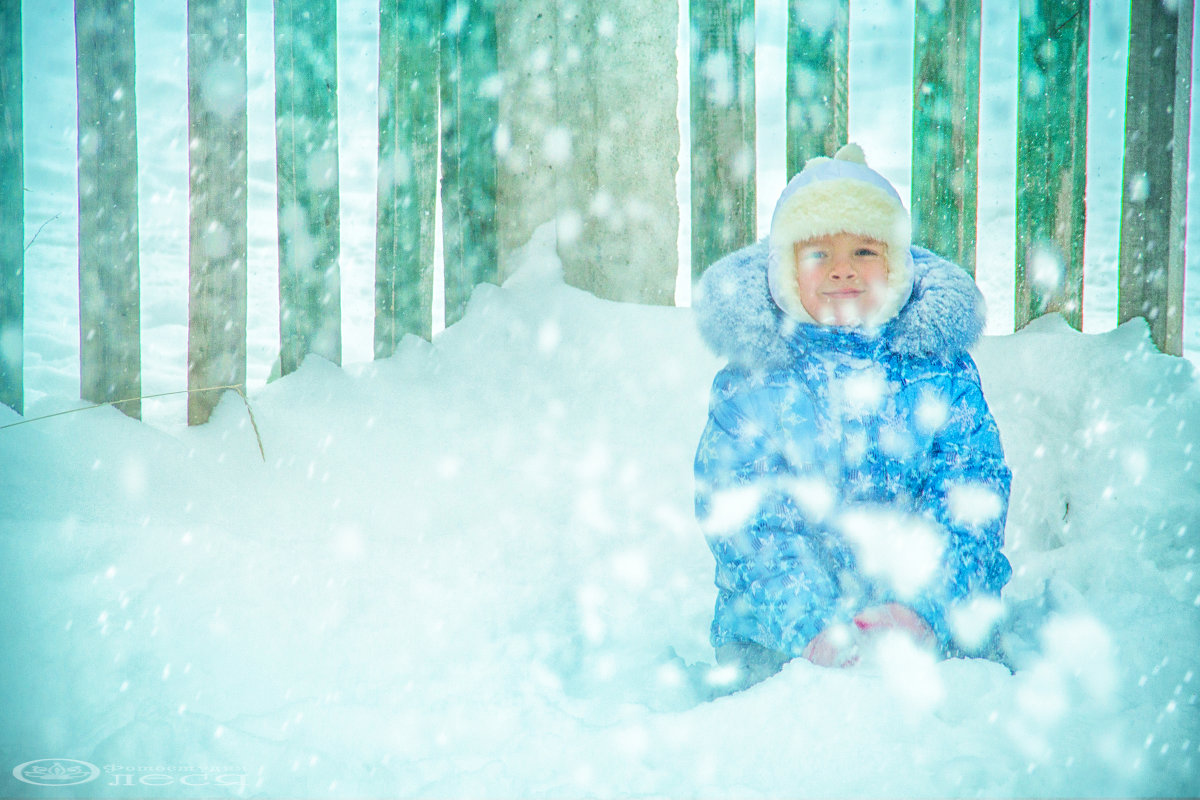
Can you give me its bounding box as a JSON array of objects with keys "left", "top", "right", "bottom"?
[
  {"left": 1014, "top": 1, "right": 1088, "bottom": 331},
  {"left": 690, "top": 0, "right": 756, "bottom": 280},
  {"left": 911, "top": 0, "right": 980, "bottom": 275},
  {"left": 374, "top": 0, "right": 439, "bottom": 356},
  {"left": 1118, "top": 0, "right": 1192, "bottom": 356},
  {"left": 786, "top": 0, "right": 848, "bottom": 174},
  {"left": 75, "top": 0, "right": 141, "bottom": 418},
  {"left": 440, "top": 0, "right": 499, "bottom": 328},
  {"left": 523, "top": 0, "right": 678, "bottom": 305},
  {"left": 275, "top": 0, "right": 341, "bottom": 374},
  {"left": 187, "top": 0, "right": 248, "bottom": 426},
  {"left": 0, "top": 0, "right": 22, "bottom": 414}
]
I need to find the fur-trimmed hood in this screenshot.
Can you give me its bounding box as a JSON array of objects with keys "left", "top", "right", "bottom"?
[
  {"left": 694, "top": 238, "right": 986, "bottom": 368},
  {"left": 769, "top": 144, "right": 914, "bottom": 328}
]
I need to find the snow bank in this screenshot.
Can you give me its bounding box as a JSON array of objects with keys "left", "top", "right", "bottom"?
[{"left": 1, "top": 239, "right": 1198, "bottom": 798}]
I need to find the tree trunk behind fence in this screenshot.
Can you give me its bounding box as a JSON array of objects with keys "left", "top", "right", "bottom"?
[
  {"left": 690, "top": 0, "right": 756, "bottom": 280},
  {"left": 1118, "top": 0, "right": 1192, "bottom": 357},
  {"left": 440, "top": 0, "right": 499, "bottom": 328},
  {"left": 1015, "top": 1, "right": 1088, "bottom": 331},
  {"left": 187, "top": 0, "right": 248, "bottom": 426},
  {"left": 911, "top": 0, "right": 980, "bottom": 276},
  {"left": 374, "top": 0, "right": 438, "bottom": 357},
  {"left": 786, "top": 0, "right": 848, "bottom": 173},
  {"left": 76, "top": 0, "right": 141, "bottom": 419},
  {"left": 276, "top": 0, "right": 341, "bottom": 374},
  {"left": 0, "top": 1, "right": 22, "bottom": 415}
]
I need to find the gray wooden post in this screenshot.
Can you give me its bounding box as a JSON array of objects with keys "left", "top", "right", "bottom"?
[
  {"left": 690, "top": 0, "right": 756, "bottom": 280},
  {"left": 494, "top": 0, "right": 679, "bottom": 305},
  {"left": 786, "top": 0, "right": 848, "bottom": 174},
  {"left": 1118, "top": 0, "right": 1193, "bottom": 357},
  {"left": 1015, "top": 0, "right": 1088, "bottom": 331},
  {"left": 440, "top": 0, "right": 500, "bottom": 328},
  {"left": 276, "top": 0, "right": 341, "bottom": 374},
  {"left": 0, "top": 0, "right": 22, "bottom": 414},
  {"left": 492, "top": 1, "right": 557, "bottom": 282},
  {"left": 911, "top": 0, "right": 980, "bottom": 275},
  {"left": 374, "top": 0, "right": 439, "bottom": 356},
  {"left": 187, "top": 0, "right": 248, "bottom": 426},
  {"left": 76, "top": 0, "right": 141, "bottom": 418}
]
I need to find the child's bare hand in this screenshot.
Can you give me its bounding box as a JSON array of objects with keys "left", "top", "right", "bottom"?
[
  {"left": 801, "top": 623, "right": 860, "bottom": 667},
  {"left": 802, "top": 605, "right": 935, "bottom": 668},
  {"left": 853, "top": 603, "right": 935, "bottom": 645}
]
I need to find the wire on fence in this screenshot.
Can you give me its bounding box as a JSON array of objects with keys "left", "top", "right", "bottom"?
[{"left": 0, "top": 384, "right": 266, "bottom": 462}]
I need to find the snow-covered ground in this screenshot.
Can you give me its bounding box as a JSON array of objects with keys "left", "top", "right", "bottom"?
[
  {"left": 4, "top": 0, "right": 1200, "bottom": 796},
  {"left": 2, "top": 233, "right": 1199, "bottom": 797}
]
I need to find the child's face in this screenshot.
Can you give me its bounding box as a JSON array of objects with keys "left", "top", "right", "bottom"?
[{"left": 793, "top": 232, "right": 890, "bottom": 326}]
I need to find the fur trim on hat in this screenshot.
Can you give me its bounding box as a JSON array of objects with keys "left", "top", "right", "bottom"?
[
  {"left": 694, "top": 241, "right": 986, "bottom": 369},
  {"left": 768, "top": 143, "right": 913, "bottom": 329}
]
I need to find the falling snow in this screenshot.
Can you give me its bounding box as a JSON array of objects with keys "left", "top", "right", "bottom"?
[
  {"left": 3, "top": 239, "right": 1199, "bottom": 797},
  {"left": 4, "top": 0, "right": 1200, "bottom": 796}
]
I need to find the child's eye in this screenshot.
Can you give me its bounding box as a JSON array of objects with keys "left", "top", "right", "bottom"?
[
  {"left": 799, "top": 249, "right": 828, "bottom": 261},
  {"left": 854, "top": 247, "right": 882, "bottom": 257}
]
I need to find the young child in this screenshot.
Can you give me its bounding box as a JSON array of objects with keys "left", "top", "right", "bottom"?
[{"left": 693, "top": 144, "right": 1012, "bottom": 681}]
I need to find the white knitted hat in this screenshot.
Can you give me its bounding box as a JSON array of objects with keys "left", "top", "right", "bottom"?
[{"left": 767, "top": 143, "right": 914, "bottom": 328}]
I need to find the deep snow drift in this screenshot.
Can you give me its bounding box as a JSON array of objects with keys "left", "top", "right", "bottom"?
[{"left": 1, "top": 233, "right": 1198, "bottom": 798}]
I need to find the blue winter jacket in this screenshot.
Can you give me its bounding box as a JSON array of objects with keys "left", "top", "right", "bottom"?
[{"left": 693, "top": 240, "right": 1012, "bottom": 657}]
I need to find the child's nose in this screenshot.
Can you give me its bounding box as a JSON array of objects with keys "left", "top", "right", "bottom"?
[{"left": 828, "top": 253, "right": 857, "bottom": 280}]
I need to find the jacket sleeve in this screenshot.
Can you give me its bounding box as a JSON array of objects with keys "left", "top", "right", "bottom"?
[
  {"left": 906, "top": 355, "right": 1013, "bottom": 651},
  {"left": 694, "top": 368, "right": 852, "bottom": 655}
]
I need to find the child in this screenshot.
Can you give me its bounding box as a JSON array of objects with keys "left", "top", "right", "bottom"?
[{"left": 693, "top": 144, "right": 1012, "bottom": 681}]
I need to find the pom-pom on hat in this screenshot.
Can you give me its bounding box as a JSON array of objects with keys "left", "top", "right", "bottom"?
[{"left": 768, "top": 143, "right": 914, "bottom": 328}]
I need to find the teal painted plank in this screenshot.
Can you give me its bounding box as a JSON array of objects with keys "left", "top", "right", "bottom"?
[
  {"left": 0, "top": 0, "right": 22, "bottom": 414},
  {"left": 375, "top": 0, "right": 439, "bottom": 356},
  {"left": 440, "top": 0, "right": 499, "bottom": 328},
  {"left": 1118, "top": 0, "right": 1192, "bottom": 356},
  {"left": 690, "top": 0, "right": 756, "bottom": 280},
  {"left": 76, "top": 0, "right": 141, "bottom": 419},
  {"left": 187, "top": 0, "right": 248, "bottom": 425},
  {"left": 1015, "top": 1, "right": 1088, "bottom": 330},
  {"left": 276, "top": 0, "right": 341, "bottom": 374},
  {"left": 786, "top": 0, "right": 847, "bottom": 174},
  {"left": 911, "top": 0, "right": 980, "bottom": 275}
]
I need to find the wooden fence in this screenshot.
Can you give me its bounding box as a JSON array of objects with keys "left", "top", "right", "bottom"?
[
  {"left": 0, "top": 0, "right": 1193, "bottom": 423},
  {"left": 691, "top": 0, "right": 1192, "bottom": 345}
]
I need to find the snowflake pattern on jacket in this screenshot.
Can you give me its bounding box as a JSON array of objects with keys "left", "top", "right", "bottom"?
[{"left": 693, "top": 240, "right": 1012, "bottom": 657}]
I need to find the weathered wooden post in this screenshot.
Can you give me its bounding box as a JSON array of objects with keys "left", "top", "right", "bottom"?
[
  {"left": 374, "top": 0, "right": 439, "bottom": 355},
  {"left": 1014, "top": 0, "right": 1088, "bottom": 331},
  {"left": 491, "top": 1, "right": 557, "bottom": 283},
  {"left": 187, "top": 0, "right": 248, "bottom": 425},
  {"left": 786, "top": 0, "right": 848, "bottom": 173},
  {"left": 691, "top": 0, "right": 756, "bottom": 280},
  {"left": 554, "top": 1, "right": 680, "bottom": 304},
  {"left": 1118, "top": 0, "right": 1193, "bottom": 357},
  {"left": 494, "top": 0, "right": 679, "bottom": 305},
  {"left": 76, "top": 0, "right": 141, "bottom": 418},
  {"left": 276, "top": 0, "right": 341, "bottom": 373},
  {"left": 0, "top": 0, "right": 22, "bottom": 414},
  {"left": 911, "top": 0, "right": 980, "bottom": 275},
  {"left": 440, "top": 0, "right": 499, "bottom": 327}
]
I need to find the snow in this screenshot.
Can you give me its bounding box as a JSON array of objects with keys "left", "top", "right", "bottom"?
[
  {"left": 5, "top": 0, "right": 1200, "bottom": 796},
  {"left": 3, "top": 238, "right": 1200, "bottom": 797},
  {"left": 837, "top": 509, "right": 944, "bottom": 599}
]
